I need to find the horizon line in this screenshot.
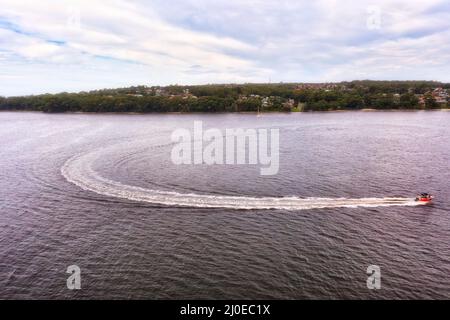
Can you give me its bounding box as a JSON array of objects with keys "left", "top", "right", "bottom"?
[{"left": 2, "top": 79, "right": 449, "bottom": 98}]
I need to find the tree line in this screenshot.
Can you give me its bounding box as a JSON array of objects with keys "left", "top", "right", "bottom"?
[{"left": 0, "top": 81, "right": 448, "bottom": 113}]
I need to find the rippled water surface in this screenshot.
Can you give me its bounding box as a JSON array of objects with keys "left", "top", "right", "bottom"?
[{"left": 0, "top": 111, "right": 449, "bottom": 299}]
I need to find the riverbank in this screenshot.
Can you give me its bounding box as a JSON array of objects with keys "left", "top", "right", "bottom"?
[{"left": 1, "top": 108, "right": 449, "bottom": 115}]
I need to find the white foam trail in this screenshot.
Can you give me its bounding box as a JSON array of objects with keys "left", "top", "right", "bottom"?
[{"left": 61, "top": 150, "right": 421, "bottom": 210}]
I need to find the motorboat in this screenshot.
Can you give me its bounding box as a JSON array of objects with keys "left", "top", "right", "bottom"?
[{"left": 415, "top": 193, "right": 434, "bottom": 203}]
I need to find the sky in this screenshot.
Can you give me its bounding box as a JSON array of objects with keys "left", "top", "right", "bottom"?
[{"left": 1, "top": 0, "right": 450, "bottom": 96}]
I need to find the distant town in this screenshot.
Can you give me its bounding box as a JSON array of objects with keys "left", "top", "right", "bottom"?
[{"left": 1, "top": 81, "right": 449, "bottom": 113}]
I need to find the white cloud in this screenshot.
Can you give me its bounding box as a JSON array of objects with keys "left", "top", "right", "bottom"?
[{"left": 0, "top": 0, "right": 449, "bottom": 95}]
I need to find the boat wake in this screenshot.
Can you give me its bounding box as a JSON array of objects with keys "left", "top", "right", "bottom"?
[{"left": 61, "top": 150, "right": 421, "bottom": 210}]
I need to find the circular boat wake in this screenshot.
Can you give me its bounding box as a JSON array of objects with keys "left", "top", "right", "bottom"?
[{"left": 61, "top": 150, "right": 421, "bottom": 210}]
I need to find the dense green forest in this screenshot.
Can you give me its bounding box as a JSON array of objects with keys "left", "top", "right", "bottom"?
[{"left": 1, "top": 81, "right": 448, "bottom": 113}]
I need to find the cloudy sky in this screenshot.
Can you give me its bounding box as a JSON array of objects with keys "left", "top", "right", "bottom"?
[{"left": 1, "top": 0, "right": 450, "bottom": 96}]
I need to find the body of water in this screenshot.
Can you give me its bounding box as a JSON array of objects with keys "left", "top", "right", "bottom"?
[{"left": 0, "top": 111, "right": 449, "bottom": 299}]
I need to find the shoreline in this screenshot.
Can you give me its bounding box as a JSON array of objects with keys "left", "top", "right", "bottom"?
[{"left": 0, "top": 109, "right": 449, "bottom": 115}]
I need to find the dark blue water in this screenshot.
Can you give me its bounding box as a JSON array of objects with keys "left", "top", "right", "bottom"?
[{"left": 0, "top": 111, "right": 449, "bottom": 299}]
